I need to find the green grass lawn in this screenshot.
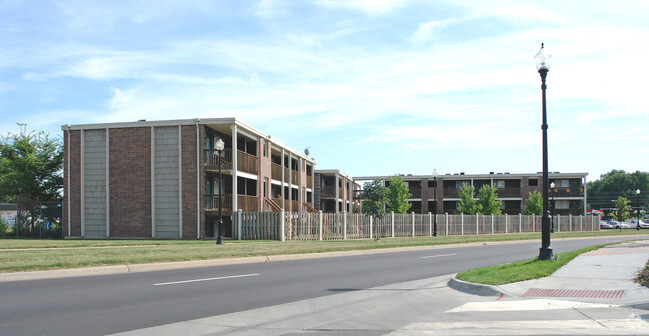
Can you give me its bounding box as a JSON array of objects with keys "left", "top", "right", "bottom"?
[
  {"left": 0, "top": 230, "right": 645, "bottom": 273},
  {"left": 455, "top": 244, "right": 608, "bottom": 285}
]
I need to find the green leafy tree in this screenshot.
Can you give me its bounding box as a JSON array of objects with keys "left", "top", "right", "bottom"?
[
  {"left": 455, "top": 185, "right": 480, "bottom": 215},
  {"left": 0, "top": 124, "right": 63, "bottom": 232},
  {"left": 386, "top": 175, "right": 412, "bottom": 214},
  {"left": 611, "top": 196, "right": 631, "bottom": 222},
  {"left": 477, "top": 185, "right": 502, "bottom": 215},
  {"left": 361, "top": 179, "right": 387, "bottom": 219},
  {"left": 587, "top": 170, "right": 649, "bottom": 210},
  {"left": 523, "top": 190, "right": 543, "bottom": 215}
]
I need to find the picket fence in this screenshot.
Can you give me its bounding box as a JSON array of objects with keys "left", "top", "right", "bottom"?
[{"left": 231, "top": 211, "right": 601, "bottom": 241}]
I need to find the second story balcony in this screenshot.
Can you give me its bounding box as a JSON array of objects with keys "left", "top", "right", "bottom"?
[{"left": 205, "top": 149, "right": 258, "bottom": 175}]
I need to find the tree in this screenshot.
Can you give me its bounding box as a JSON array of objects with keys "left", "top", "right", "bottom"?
[
  {"left": 361, "top": 179, "right": 387, "bottom": 219},
  {"left": 455, "top": 185, "right": 480, "bottom": 215},
  {"left": 587, "top": 170, "right": 649, "bottom": 210},
  {"left": 0, "top": 124, "right": 63, "bottom": 233},
  {"left": 477, "top": 185, "right": 502, "bottom": 215},
  {"left": 523, "top": 190, "right": 543, "bottom": 215},
  {"left": 611, "top": 196, "right": 631, "bottom": 222},
  {"left": 386, "top": 175, "right": 412, "bottom": 214}
]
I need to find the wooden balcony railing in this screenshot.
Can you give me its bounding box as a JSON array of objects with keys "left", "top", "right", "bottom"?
[
  {"left": 237, "top": 151, "right": 258, "bottom": 175},
  {"left": 409, "top": 188, "right": 422, "bottom": 198},
  {"left": 205, "top": 194, "right": 259, "bottom": 213},
  {"left": 205, "top": 149, "right": 258, "bottom": 175},
  {"left": 292, "top": 171, "right": 299, "bottom": 185},
  {"left": 321, "top": 185, "right": 336, "bottom": 198},
  {"left": 205, "top": 149, "right": 233, "bottom": 171},
  {"left": 271, "top": 163, "right": 283, "bottom": 181},
  {"left": 550, "top": 187, "right": 584, "bottom": 197},
  {"left": 497, "top": 188, "right": 522, "bottom": 198},
  {"left": 307, "top": 175, "right": 313, "bottom": 187}
]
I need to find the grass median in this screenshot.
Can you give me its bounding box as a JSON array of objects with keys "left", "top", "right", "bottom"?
[
  {"left": 0, "top": 230, "right": 646, "bottom": 273},
  {"left": 455, "top": 244, "right": 609, "bottom": 285}
]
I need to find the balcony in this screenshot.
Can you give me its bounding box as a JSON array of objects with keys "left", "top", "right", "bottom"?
[
  {"left": 550, "top": 187, "right": 584, "bottom": 197},
  {"left": 496, "top": 188, "right": 522, "bottom": 198},
  {"left": 205, "top": 194, "right": 259, "bottom": 214},
  {"left": 321, "top": 185, "right": 336, "bottom": 198},
  {"left": 205, "top": 149, "right": 258, "bottom": 175},
  {"left": 409, "top": 188, "right": 422, "bottom": 198},
  {"left": 443, "top": 188, "right": 459, "bottom": 198}
]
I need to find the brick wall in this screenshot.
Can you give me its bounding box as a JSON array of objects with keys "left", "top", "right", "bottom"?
[
  {"left": 181, "top": 124, "right": 202, "bottom": 239},
  {"left": 109, "top": 127, "right": 152, "bottom": 237},
  {"left": 66, "top": 130, "right": 82, "bottom": 237}
]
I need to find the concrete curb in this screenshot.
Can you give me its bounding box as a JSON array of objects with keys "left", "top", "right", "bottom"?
[{"left": 447, "top": 276, "right": 505, "bottom": 297}]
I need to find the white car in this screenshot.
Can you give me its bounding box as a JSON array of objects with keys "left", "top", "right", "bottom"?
[{"left": 629, "top": 219, "right": 648, "bottom": 228}]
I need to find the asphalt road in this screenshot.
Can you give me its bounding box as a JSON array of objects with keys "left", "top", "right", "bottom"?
[{"left": 0, "top": 236, "right": 644, "bottom": 336}]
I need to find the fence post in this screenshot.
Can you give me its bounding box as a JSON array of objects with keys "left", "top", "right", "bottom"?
[
  {"left": 237, "top": 210, "right": 243, "bottom": 240},
  {"left": 280, "top": 210, "right": 285, "bottom": 242},
  {"left": 505, "top": 214, "right": 508, "bottom": 234},
  {"left": 445, "top": 213, "right": 449, "bottom": 236},
  {"left": 412, "top": 212, "right": 415, "bottom": 237},
  {"left": 519, "top": 213, "right": 522, "bottom": 233},
  {"left": 343, "top": 212, "right": 347, "bottom": 240},
  {"left": 557, "top": 214, "right": 561, "bottom": 232},
  {"left": 318, "top": 211, "right": 323, "bottom": 241},
  {"left": 429, "top": 212, "right": 432, "bottom": 236},
  {"left": 476, "top": 214, "right": 479, "bottom": 235},
  {"left": 491, "top": 214, "right": 494, "bottom": 234},
  {"left": 370, "top": 215, "right": 373, "bottom": 239},
  {"left": 461, "top": 213, "right": 464, "bottom": 236},
  {"left": 532, "top": 214, "right": 535, "bottom": 232},
  {"left": 569, "top": 214, "right": 573, "bottom": 232},
  {"left": 391, "top": 211, "right": 395, "bottom": 238}
]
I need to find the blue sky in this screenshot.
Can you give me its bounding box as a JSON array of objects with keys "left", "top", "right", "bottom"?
[{"left": 1, "top": 0, "right": 648, "bottom": 181}]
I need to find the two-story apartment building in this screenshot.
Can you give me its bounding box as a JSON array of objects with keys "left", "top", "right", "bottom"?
[
  {"left": 62, "top": 118, "right": 316, "bottom": 239},
  {"left": 314, "top": 170, "right": 361, "bottom": 213},
  {"left": 354, "top": 172, "right": 588, "bottom": 216}
]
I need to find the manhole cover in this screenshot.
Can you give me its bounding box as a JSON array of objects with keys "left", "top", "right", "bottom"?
[{"left": 522, "top": 289, "right": 625, "bottom": 298}]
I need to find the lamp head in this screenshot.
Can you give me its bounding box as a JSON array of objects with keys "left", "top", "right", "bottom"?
[
  {"left": 550, "top": 182, "right": 555, "bottom": 188},
  {"left": 535, "top": 43, "right": 551, "bottom": 70},
  {"left": 637, "top": 189, "right": 641, "bottom": 195},
  {"left": 432, "top": 169, "right": 437, "bottom": 178},
  {"left": 215, "top": 138, "right": 225, "bottom": 151}
]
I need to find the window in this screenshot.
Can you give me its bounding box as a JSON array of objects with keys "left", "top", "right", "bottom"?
[
  {"left": 427, "top": 180, "right": 437, "bottom": 188},
  {"left": 456, "top": 181, "right": 470, "bottom": 189},
  {"left": 495, "top": 180, "right": 505, "bottom": 189},
  {"left": 555, "top": 200, "right": 569, "bottom": 209},
  {"left": 528, "top": 179, "right": 538, "bottom": 186}
]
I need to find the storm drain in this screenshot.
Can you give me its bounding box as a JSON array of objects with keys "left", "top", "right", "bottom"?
[{"left": 522, "top": 288, "right": 626, "bottom": 298}]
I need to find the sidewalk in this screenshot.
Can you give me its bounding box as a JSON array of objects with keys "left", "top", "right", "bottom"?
[
  {"left": 110, "top": 240, "right": 649, "bottom": 336},
  {"left": 451, "top": 240, "right": 649, "bottom": 306}
]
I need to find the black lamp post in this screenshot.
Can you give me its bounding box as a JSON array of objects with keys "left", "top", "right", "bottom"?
[
  {"left": 216, "top": 138, "right": 225, "bottom": 245},
  {"left": 433, "top": 169, "right": 438, "bottom": 237},
  {"left": 637, "top": 189, "right": 641, "bottom": 231},
  {"left": 536, "top": 43, "right": 553, "bottom": 260},
  {"left": 550, "top": 181, "right": 555, "bottom": 233}
]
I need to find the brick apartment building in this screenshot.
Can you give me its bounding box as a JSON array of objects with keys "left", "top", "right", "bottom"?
[
  {"left": 314, "top": 170, "right": 361, "bottom": 214},
  {"left": 62, "top": 118, "right": 316, "bottom": 239},
  {"left": 354, "top": 172, "right": 588, "bottom": 216}
]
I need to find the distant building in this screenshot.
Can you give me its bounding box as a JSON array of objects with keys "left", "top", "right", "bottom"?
[
  {"left": 314, "top": 170, "right": 361, "bottom": 213},
  {"left": 62, "top": 118, "right": 316, "bottom": 239},
  {"left": 354, "top": 172, "right": 588, "bottom": 216}
]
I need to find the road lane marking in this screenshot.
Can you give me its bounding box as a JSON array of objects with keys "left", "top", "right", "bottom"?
[
  {"left": 420, "top": 253, "right": 457, "bottom": 259},
  {"left": 154, "top": 273, "right": 260, "bottom": 286}
]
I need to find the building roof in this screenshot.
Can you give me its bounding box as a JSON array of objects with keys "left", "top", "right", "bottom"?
[
  {"left": 62, "top": 117, "right": 316, "bottom": 164},
  {"left": 354, "top": 172, "right": 588, "bottom": 181}
]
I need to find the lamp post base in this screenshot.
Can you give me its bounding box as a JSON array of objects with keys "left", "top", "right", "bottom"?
[
  {"left": 216, "top": 237, "right": 224, "bottom": 245},
  {"left": 538, "top": 247, "right": 553, "bottom": 260}
]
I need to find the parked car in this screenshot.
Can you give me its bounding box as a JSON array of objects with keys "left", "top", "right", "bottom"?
[
  {"left": 600, "top": 221, "right": 614, "bottom": 229},
  {"left": 629, "top": 219, "right": 648, "bottom": 228},
  {"left": 607, "top": 220, "right": 632, "bottom": 229}
]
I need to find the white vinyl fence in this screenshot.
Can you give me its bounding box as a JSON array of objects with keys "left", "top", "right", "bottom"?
[{"left": 231, "top": 210, "right": 601, "bottom": 241}]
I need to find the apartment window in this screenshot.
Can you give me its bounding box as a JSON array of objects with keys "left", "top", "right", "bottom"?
[
  {"left": 427, "top": 180, "right": 437, "bottom": 188},
  {"left": 456, "top": 181, "right": 470, "bottom": 189},
  {"left": 555, "top": 200, "right": 569, "bottom": 209},
  {"left": 495, "top": 180, "right": 505, "bottom": 189},
  {"left": 528, "top": 179, "right": 538, "bottom": 186}
]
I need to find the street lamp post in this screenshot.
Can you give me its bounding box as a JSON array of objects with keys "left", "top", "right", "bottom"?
[
  {"left": 433, "top": 169, "right": 438, "bottom": 237},
  {"left": 550, "top": 181, "right": 555, "bottom": 233},
  {"left": 215, "top": 138, "right": 225, "bottom": 245},
  {"left": 637, "top": 189, "right": 641, "bottom": 231},
  {"left": 536, "top": 43, "right": 553, "bottom": 260}
]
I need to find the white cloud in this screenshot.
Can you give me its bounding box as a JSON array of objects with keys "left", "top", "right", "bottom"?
[{"left": 316, "top": 0, "right": 406, "bottom": 16}]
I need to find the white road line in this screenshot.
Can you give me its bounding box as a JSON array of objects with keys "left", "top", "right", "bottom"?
[
  {"left": 420, "top": 253, "right": 457, "bottom": 259},
  {"left": 154, "top": 273, "right": 260, "bottom": 286}
]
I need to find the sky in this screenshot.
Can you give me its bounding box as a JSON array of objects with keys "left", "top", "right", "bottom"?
[{"left": 1, "top": 0, "right": 648, "bottom": 182}]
